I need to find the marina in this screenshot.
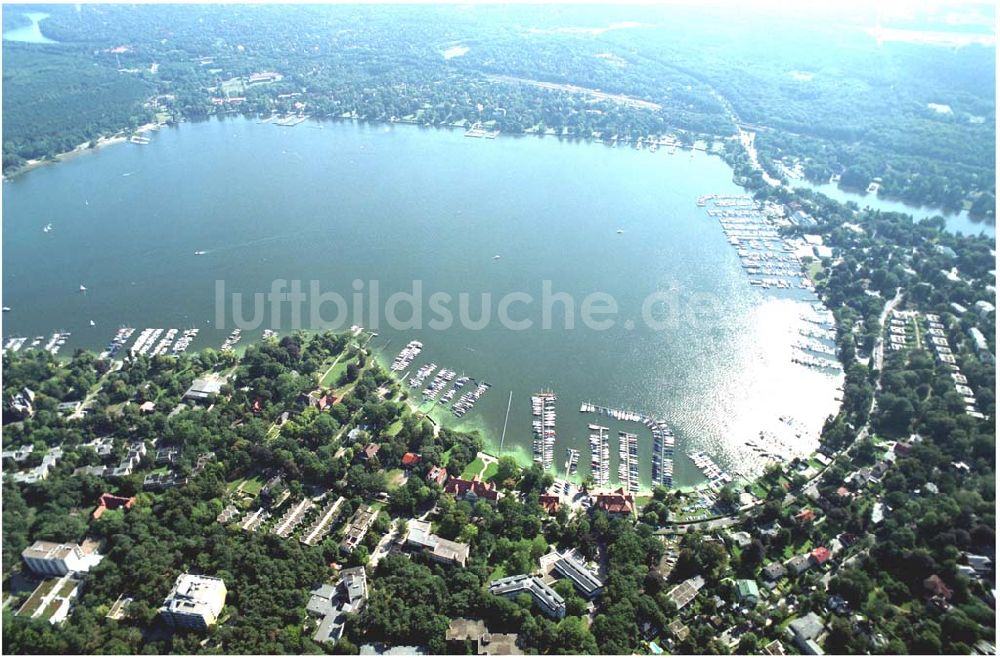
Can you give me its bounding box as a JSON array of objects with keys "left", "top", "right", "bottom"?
[
  {"left": 688, "top": 451, "right": 733, "bottom": 488},
  {"left": 221, "top": 328, "right": 242, "bottom": 351},
  {"left": 564, "top": 448, "right": 580, "bottom": 478},
  {"left": 391, "top": 340, "right": 423, "bottom": 372},
  {"left": 617, "top": 431, "right": 640, "bottom": 494},
  {"left": 699, "top": 194, "right": 815, "bottom": 292},
  {"left": 422, "top": 368, "right": 456, "bottom": 400},
  {"left": 408, "top": 363, "right": 437, "bottom": 388},
  {"left": 580, "top": 402, "right": 676, "bottom": 489},
  {"left": 439, "top": 376, "right": 468, "bottom": 404},
  {"left": 531, "top": 392, "right": 557, "bottom": 470},
  {"left": 452, "top": 380, "right": 490, "bottom": 418},
  {"left": 588, "top": 424, "right": 611, "bottom": 487}
]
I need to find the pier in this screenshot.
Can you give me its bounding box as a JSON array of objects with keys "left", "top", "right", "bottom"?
[{"left": 532, "top": 392, "right": 557, "bottom": 470}]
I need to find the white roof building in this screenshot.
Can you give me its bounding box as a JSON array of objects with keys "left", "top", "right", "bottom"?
[{"left": 159, "top": 574, "right": 227, "bottom": 630}]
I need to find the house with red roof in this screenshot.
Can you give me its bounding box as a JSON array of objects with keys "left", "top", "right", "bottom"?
[
  {"left": 445, "top": 475, "right": 500, "bottom": 503},
  {"left": 93, "top": 493, "right": 136, "bottom": 520},
  {"left": 539, "top": 494, "right": 561, "bottom": 515},
  {"left": 402, "top": 452, "right": 421, "bottom": 468},
  {"left": 923, "top": 575, "right": 953, "bottom": 601},
  {"left": 809, "top": 547, "right": 831, "bottom": 566},
  {"left": 593, "top": 488, "right": 636, "bottom": 517},
  {"left": 795, "top": 508, "right": 816, "bottom": 523},
  {"left": 427, "top": 465, "right": 448, "bottom": 486}
]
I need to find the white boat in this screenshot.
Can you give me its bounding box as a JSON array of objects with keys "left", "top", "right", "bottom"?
[
  {"left": 616, "top": 228, "right": 624, "bottom": 234},
  {"left": 79, "top": 285, "right": 87, "bottom": 292},
  {"left": 1, "top": 307, "right": 10, "bottom": 312},
  {"left": 194, "top": 250, "right": 207, "bottom": 255},
  {"left": 89, "top": 320, "right": 96, "bottom": 327}
]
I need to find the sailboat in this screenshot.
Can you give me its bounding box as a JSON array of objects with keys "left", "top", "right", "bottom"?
[{"left": 79, "top": 285, "right": 87, "bottom": 292}]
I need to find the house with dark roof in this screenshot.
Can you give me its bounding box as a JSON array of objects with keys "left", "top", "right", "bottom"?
[
  {"left": 785, "top": 554, "right": 812, "bottom": 576},
  {"left": 489, "top": 575, "right": 565, "bottom": 619},
  {"left": 593, "top": 488, "right": 636, "bottom": 516},
  {"left": 538, "top": 494, "right": 561, "bottom": 515},
  {"left": 763, "top": 562, "right": 787, "bottom": 581},
  {"left": 552, "top": 551, "right": 603, "bottom": 599},
  {"left": 445, "top": 476, "right": 500, "bottom": 503}
]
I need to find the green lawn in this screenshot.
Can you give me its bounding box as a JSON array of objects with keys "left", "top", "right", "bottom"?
[
  {"left": 241, "top": 476, "right": 263, "bottom": 496},
  {"left": 319, "top": 358, "right": 351, "bottom": 388},
  {"left": 386, "top": 469, "right": 406, "bottom": 491},
  {"left": 461, "top": 457, "right": 486, "bottom": 480},
  {"left": 482, "top": 462, "right": 499, "bottom": 481}
]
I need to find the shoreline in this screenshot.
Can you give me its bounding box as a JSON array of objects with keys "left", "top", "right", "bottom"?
[{"left": 3, "top": 121, "right": 167, "bottom": 182}]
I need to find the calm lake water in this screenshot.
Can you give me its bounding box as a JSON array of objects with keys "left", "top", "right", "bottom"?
[
  {"left": 2, "top": 118, "right": 843, "bottom": 487},
  {"left": 3, "top": 12, "right": 57, "bottom": 44},
  {"left": 794, "top": 179, "right": 995, "bottom": 238}
]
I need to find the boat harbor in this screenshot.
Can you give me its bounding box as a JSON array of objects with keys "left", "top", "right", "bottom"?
[
  {"left": 617, "top": 431, "right": 640, "bottom": 494},
  {"left": 3, "top": 331, "right": 72, "bottom": 356},
  {"left": 688, "top": 450, "right": 733, "bottom": 488},
  {"left": 699, "top": 194, "right": 816, "bottom": 292},
  {"left": 389, "top": 341, "right": 491, "bottom": 418},
  {"left": 532, "top": 392, "right": 557, "bottom": 470},
  {"left": 564, "top": 448, "right": 580, "bottom": 478},
  {"left": 580, "top": 402, "right": 676, "bottom": 489},
  {"left": 221, "top": 328, "right": 242, "bottom": 351},
  {"left": 588, "top": 424, "right": 611, "bottom": 487},
  {"left": 391, "top": 340, "right": 423, "bottom": 372}
]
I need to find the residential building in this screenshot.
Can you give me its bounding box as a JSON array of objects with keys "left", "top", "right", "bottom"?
[
  {"left": 736, "top": 579, "right": 760, "bottom": 605},
  {"left": 552, "top": 551, "right": 603, "bottom": 599},
  {"left": 308, "top": 567, "right": 368, "bottom": 643},
  {"left": 763, "top": 562, "right": 786, "bottom": 581},
  {"left": 538, "top": 494, "right": 561, "bottom": 515},
  {"left": 785, "top": 554, "right": 812, "bottom": 576},
  {"left": 445, "top": 475, "right": 500, "bottom": 503},
  {"left": 593, "top": 487, "right": 636, "bottom": 516},
  {"left": 427, "top": 465, "right": 448, "bottom": 486},
  {"left": 489, "top": 574, "right": 566, "bottom": 619},
  {"left": 22, "top": 541, "right": 89, "bottom": 576},
  {"left": 665, "top": 575, "right": 705, "bottom": 610},
  {"left": 445, "top": 618, "right": 523, "bottom": 655},
  {"left": 92, "top": 493, "right": 135, "bottom": 519},
  {"left": 341, "top": 504, "right": 377, "bottom": 554},
  {"left": 405, "top": 521, "right": 470, "bottom": 567},
  {"left": 159, "top": 574, "right": 227, "bottom": 630},
  {"left": 15, "top": 574, "right": 80, "bottom": 625},
  {"left": 809, "top": 546, "right": 832, "bottom": 567},
  {"left": 786, "top": 612, "right": 824, "bottom": 655}
]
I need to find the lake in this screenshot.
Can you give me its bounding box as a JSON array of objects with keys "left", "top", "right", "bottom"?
[
  {"left": 793, "top": 178, "right": 995, "bottom": 238},
  {"left": 3, "top": 12, "right": 57, "bottom": 44},
  {"left": 2, "top": 117, "right": 843, "bottom": 488}
]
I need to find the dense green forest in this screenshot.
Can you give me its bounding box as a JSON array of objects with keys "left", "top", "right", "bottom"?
[{"left": 2, "top": 4, "right": 994, "bottom": 216}]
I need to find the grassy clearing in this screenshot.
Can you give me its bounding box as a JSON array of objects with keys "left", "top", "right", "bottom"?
[
  {"left": 461, "top": 457, "right": 486, "bottom": 480},
  {"left": 482, "top": 462, "right": 499, "bottom": 481},
  {"left": 386, "top": 469, "right": 406, "bottom": 491}
]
